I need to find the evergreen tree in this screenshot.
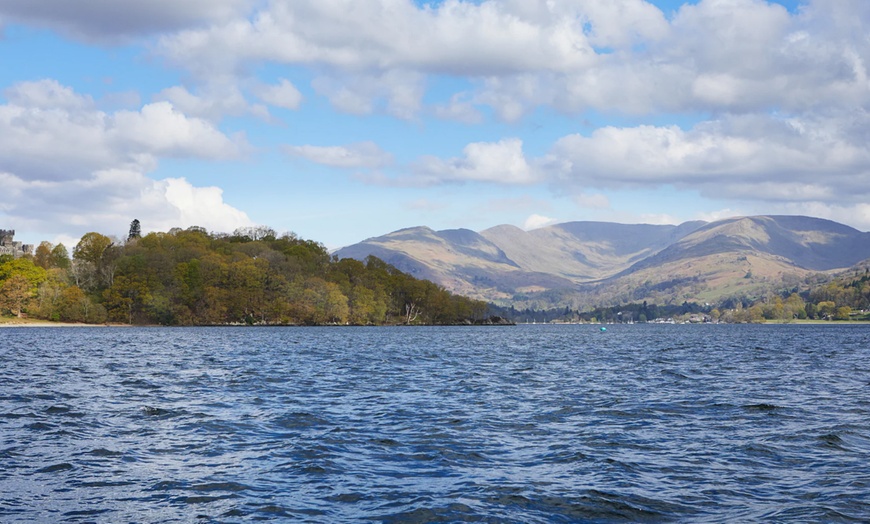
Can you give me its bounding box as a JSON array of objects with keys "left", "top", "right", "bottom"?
[{"left": 128, "top": 219, "right": 142, "bottom": 241}]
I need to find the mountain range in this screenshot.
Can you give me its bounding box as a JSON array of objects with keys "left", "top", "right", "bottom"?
[{"left": 334, "top": 215, "right": 870, "bottom": 308}]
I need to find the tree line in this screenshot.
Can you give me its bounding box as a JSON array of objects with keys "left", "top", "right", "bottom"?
[
  {"left": 489, "top": 270, "right": 870, "bottom": 324},
  {"left": 0, "top": 223, "right": 488, "bottom": 325}
]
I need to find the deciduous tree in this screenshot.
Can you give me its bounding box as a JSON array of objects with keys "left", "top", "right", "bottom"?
[{"left": 0, "top": 274, "right": 33, "bottom": 318}]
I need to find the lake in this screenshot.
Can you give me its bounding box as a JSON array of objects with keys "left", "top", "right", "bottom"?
[{"left": 1, "top": 324, "right": 869, "bottom": 522}]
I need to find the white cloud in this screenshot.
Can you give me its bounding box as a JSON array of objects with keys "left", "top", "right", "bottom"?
[
  {"left": 159, "top": 1, "right": 601, "bottom": 77},
  {"left": 152, "top": 0, "right": 870, "bottom": 120},
  {"left": 545, "top": 111, "right": 870, "bottom": 201},
  {"left": 283, "top": 141, "right": 393, "bottom": 169},
  {"left": 162, "top": 177, "right": 252, "bottom": 231},
  {"left": 155, "top": 83, "right": 267, "bottom": 122},
  {"left": 0, "top": 80, "right": 246, "bottom": 183},
  {"left": 1, "top": 170, "right": 251, "bottom": 236},
  {"left": 12, "top": 0, "right": 870, "bottom": 123},
  {"left": 393, "top": 105, "right": 870, "bottom": 219},
  {"left": 523, "top": 214, "right": 558, "bottom": 230},
  {"left": 5, "top": 79, "right": 95, "bottom": 110},
  {"left": 415, "top": 138, "right": 538, "bottom": 184},
  {"left": 251, "top": 78, "right": 303, "bottom": 110},
  {"left": 0, "top": 80, "right": 252, "bottom": 237},
  {"left": 113, "top": 102, "right": 246, "bottom": 159},
  {"left": 695, "top": 208, "right": 743, "bottom": 223}
]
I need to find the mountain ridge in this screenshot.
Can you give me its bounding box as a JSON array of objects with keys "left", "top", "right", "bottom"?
[{"left": 334, "top": 215, "right": 870, "bottom": 307}]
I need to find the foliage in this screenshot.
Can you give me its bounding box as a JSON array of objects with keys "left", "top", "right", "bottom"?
[
  {"left": 0, "top": 225, "right": 486, "bottom": 325},
  {"left": 492, "top": 267, "right": 870, "bottom": 324},
  {"left": 0, "top": 274, "right": 33, "bottom": 318}
]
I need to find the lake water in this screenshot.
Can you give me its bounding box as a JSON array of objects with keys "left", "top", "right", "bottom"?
[{"left": 1, "top": 324, "right": 869, "bottom": 523}]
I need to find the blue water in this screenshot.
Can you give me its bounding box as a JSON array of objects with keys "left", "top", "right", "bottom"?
[{"left": 1, "top": 324, "right": 869, "bottom": 523}]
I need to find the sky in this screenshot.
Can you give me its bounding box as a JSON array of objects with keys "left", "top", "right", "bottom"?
[{"left": 1, "top": 0, "right": 869, "bottom": 249}]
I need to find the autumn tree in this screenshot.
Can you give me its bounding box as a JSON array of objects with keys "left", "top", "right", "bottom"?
[
  {"left": 0, "top": 274, "right": 33, "bottom": 317},
  {"left": 72, "top": 232, "right": 114, "bottom": 291},
  {"left": 34, "top": 241, "right": 54, "bottom": 269}
]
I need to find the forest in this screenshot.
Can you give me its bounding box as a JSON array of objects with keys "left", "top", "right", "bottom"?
[{"left": 0, "top": 223, "right": 489, "bottom": 326}]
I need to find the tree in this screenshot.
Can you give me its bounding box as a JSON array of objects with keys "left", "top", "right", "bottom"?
[
  {"left": 73, "top": 232, "right": 114, "bottom": 290},
  {"left": 817, "top": 301, "right": 837, "bottom": 319},
  {"left": 50, "top": 243, "right": 71, "bottom": 270},
  {"left": 232, "top": 226, "right": 277, "bottom": 242},
  {"left": 74, "top": 232, "right": 114, "bottom": 266},
  {"left": 834, "top": 306, "right": 852, "bottom": 321},
  {"left": 34, "top": 241, "right": 53, "bottom": 269},
  {"left": 0, "top": 275, "right": 33, "bottom": 318},
  {"left": 103, "top": 275, "right": 152, "bottom": 324},
  {"left": 128, "top": 219, "right": 142, "bottom": 241}
]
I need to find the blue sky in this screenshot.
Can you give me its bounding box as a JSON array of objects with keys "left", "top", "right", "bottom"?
[{"left": 2, "top": 0, "right": 869, "bottom": 249}]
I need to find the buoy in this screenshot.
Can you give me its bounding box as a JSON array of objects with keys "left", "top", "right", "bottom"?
[{"left": 600, "top": 326, "right": 607, "bottom": 332}]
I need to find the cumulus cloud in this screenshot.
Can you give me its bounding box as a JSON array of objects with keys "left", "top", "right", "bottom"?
[
  {"left": 147, "top": 0, "right": 870, "bottom": 120},
  {"left": 0, "top": 170, "right": 251, "bottom": 236},
  {"left": 414, "top": 138, "right": 538, "bottom": 184},
  {"left": 283, "top": 141, "right": 393, "bottom": 169},
  {"left": 0, "top": 80, "right": 246, "bottom": 182},
  {"left": 12, "top": 1, "right": 870, "bottom": 122},
  {"left": 0, "top": 80, "right": 252, "bottom": 236},
  {"left": 159, "top": 0, "right": 601, "bottom": 77},
  {"left": 545, "top": 111, "right": 870, "bottom": 203},
  {"left": 397, "top": 106, "right": 870, "bottom": 217}
]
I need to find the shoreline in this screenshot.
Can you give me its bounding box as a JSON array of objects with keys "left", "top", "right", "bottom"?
[
  {"left": 0, "top": 319, "right": 127, "bottom": 328},
  {"left": 2, "top": 317, "right": 865, "bottom": 328}
]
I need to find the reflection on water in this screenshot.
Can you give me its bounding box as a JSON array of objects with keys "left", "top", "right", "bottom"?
[{"left": 1, "top": 324, "right": 869, "bottom": 523}]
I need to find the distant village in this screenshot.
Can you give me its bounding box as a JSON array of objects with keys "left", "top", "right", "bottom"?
[{"left": 0, "top": 230, "right": 34, "bottom": 258}]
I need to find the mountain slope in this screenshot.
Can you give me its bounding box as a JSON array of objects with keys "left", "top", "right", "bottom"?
[
  {"left": 335, "top": 216, "right": 870, "bottom": 307},
  {"left": 623, "top": 216, "right": 870, "bottom": 274},
  {"left": 334, "top": 226, "right": 575, "bottom": 301},
  {"left": 480, "top": 221, "right": 706, "bottom": 280}
]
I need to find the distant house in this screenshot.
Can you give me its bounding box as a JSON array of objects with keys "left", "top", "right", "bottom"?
[{"left": 0, "top": 230, "right": 34, "bottom": 258}]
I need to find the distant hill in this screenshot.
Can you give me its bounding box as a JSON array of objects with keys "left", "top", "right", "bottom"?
[{"left": 334, "top": 216, "right": 870, "bottom": 308}]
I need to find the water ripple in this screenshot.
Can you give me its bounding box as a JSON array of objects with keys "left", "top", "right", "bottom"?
[{"left": 1, "top": 324, "right": 869, "bottom": 522}]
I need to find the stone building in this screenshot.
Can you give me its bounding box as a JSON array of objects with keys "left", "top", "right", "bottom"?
[{"left": 0, "top": 230, "right": 34, "bottom": 258}]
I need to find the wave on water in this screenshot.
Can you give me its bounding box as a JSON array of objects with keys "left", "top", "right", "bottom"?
[{"left": 1, "top": 324, "right": 869, "bottom": 522}]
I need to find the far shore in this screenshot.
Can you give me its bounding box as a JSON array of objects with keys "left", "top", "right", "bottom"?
[
  {"left": 0, "top": 318, "right": 127, "bottom": 328},
  {"left": 2, "top": 316, "right": 866, "bottom": 327}
]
